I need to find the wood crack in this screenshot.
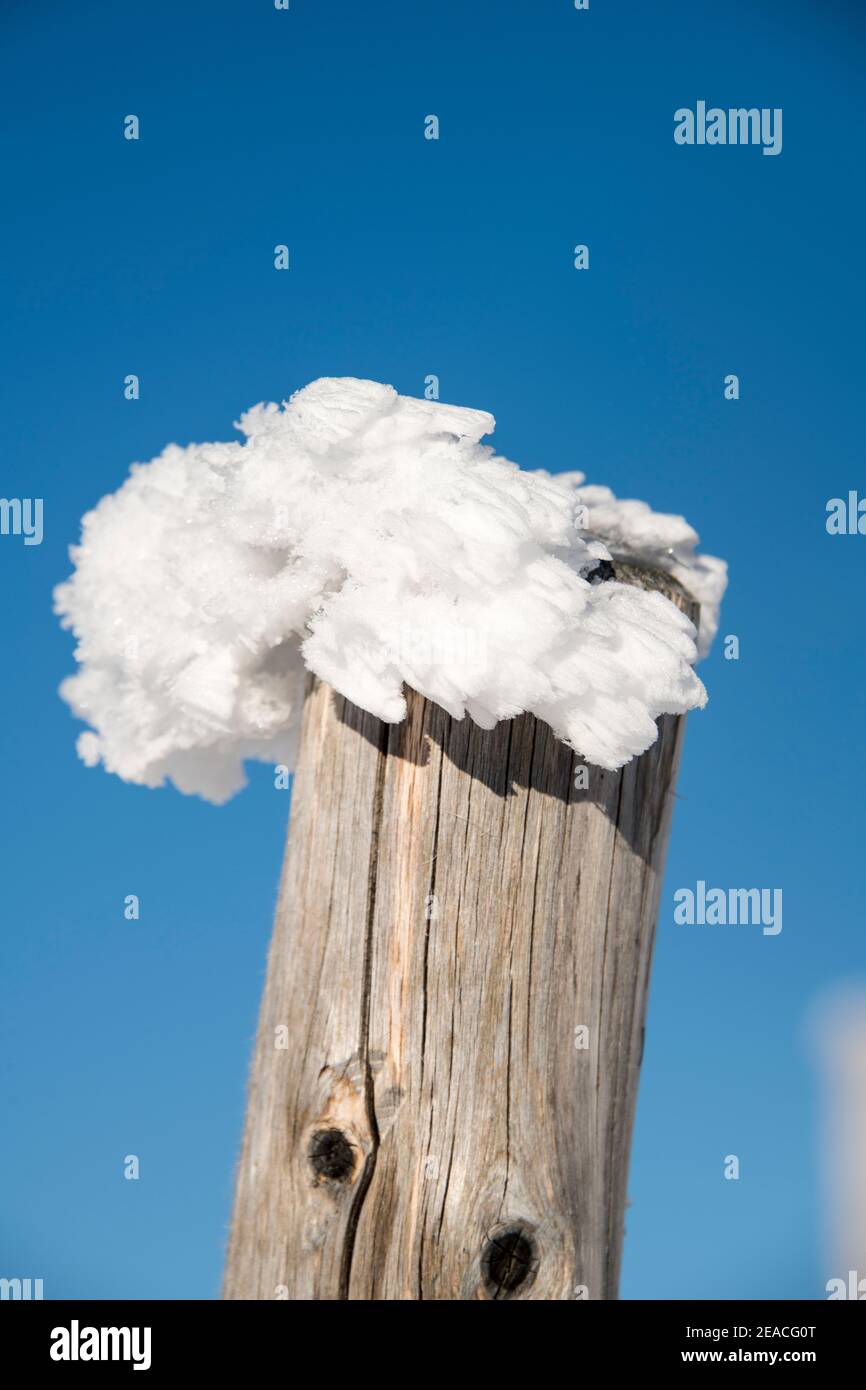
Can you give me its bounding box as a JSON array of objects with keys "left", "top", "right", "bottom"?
[{"left": 337, "top": 717, "right": 390, "bottom": 1299}]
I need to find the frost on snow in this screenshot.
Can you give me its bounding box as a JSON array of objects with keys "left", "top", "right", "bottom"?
[{"left": 55, "top": 377, "right": 727, "bottom": 803}]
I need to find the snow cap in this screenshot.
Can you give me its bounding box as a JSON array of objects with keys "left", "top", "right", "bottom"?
[{"left": 55, "top": 377, "right": 726, "bottom": 803}]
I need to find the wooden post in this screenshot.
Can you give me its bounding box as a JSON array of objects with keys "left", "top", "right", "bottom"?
[{"left": 224, "top": 567, "right": 697, "bottom": 1300}]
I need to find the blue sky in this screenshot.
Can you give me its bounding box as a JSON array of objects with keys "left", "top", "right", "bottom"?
[{"left": 1, "top": 0, "right": 864, "bottom": 1299}]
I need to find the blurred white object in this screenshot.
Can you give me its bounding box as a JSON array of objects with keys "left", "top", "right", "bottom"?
[{"left": 813, "top": 989, "right": 866, "bottom": 1294}]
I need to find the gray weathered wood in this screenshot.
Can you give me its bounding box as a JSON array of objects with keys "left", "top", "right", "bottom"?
[{"left": 224, "top": 568, "right": 696, "bottom": 1300}]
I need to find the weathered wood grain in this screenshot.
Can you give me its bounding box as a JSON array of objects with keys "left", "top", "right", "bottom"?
[{"left": 224, "top": 569, "right": 696, "bottom": 1300}]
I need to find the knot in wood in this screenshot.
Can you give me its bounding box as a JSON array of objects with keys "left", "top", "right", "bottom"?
[
  {"left": 481, "top": 1226, "right": 536, "bottom": 1299},
  {"left": 309, "top": 1128, "right": 355, "bottom": 1183}
]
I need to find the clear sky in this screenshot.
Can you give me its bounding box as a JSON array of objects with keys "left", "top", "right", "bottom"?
[{"left": 1, "top": 0, "right": 864, "bottom": 1299}]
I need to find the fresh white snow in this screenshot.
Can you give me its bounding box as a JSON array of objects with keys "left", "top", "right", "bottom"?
[{"left": 55, "top": 377, "right": 726, "bottom": 803}]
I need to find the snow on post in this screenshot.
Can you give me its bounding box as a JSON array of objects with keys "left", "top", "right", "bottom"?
[
  {"left": 55, "top": 376, "right": 724, "bottom": 801},
  {"left": 56, "top": 378, "right": 726, "bottom": 1300}
]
